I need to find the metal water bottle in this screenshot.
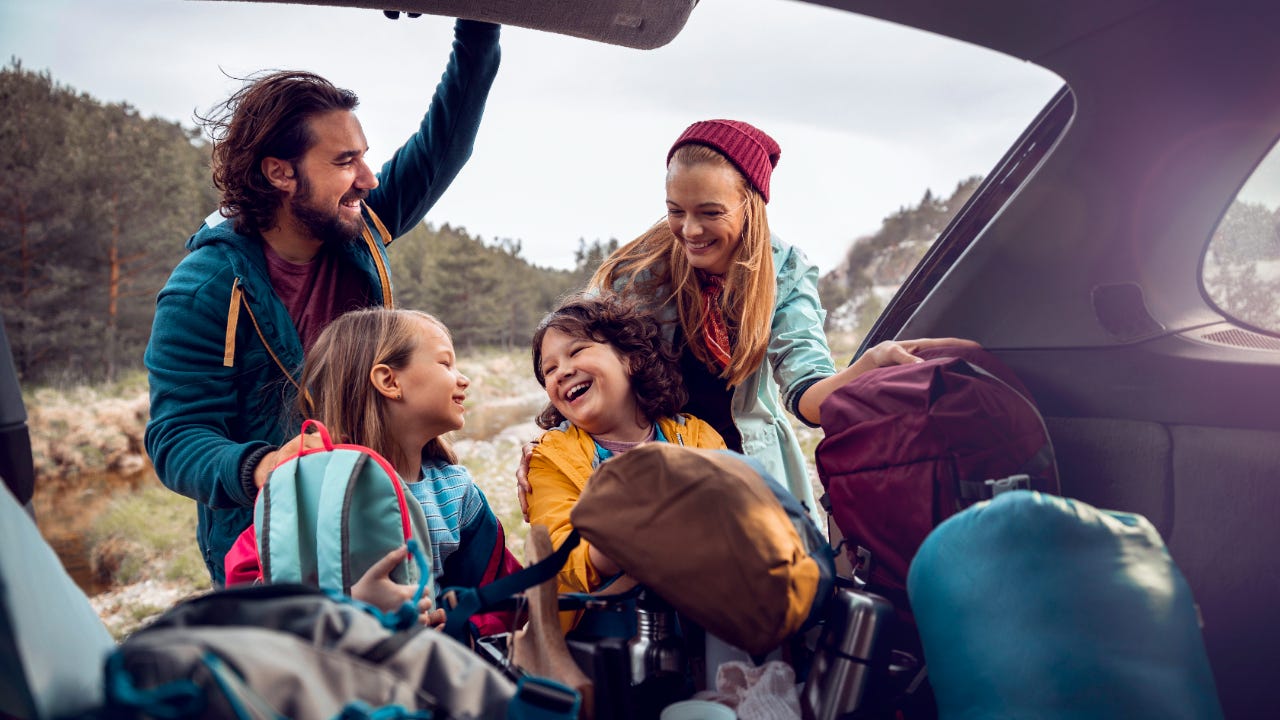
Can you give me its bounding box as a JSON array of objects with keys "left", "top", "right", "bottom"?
[
  {"left": 629, "top": 593, "right": 685, "bottom": 685},
  {"left": 802, "top": 588, "right": 895, "bottom": 719}
]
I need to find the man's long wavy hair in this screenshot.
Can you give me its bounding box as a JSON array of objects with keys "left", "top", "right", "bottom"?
[
  {"left": 300, "top": 308, "right": 457, "bottom": 476},
  {"left": 531, "top": 294, "right": 688, "bottom": 431},
  {"left": 590, "top": 143, "right": 776, "bottom": 387},
  {"left": 197, "top": 70, "right": 359, "bottom": 237}
]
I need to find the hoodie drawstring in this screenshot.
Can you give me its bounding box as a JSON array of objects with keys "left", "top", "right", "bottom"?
[
  {"left": 361, "top": 203, "right": 394, "bottom": 309},
  {"left": 223, "top": 279, "right": 243, "bottom": 367},
  {"left": 224, "top": 278, "right": 304, "bottom": 402}
]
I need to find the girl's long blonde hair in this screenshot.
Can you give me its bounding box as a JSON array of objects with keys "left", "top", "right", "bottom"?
[
  {"left": 590, "top": 144, "right": 776, "bottom": 386},
  {"left": 299, "top": 308, "right": 457, "bottom": 474}
]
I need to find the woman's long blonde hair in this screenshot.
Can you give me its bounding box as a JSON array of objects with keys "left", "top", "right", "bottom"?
[
  {"left": 590, "top": 144, "right": 775, "bottom": 386},
  {"left": 299, "top": 308, "right": 457, "bottom": 474}
]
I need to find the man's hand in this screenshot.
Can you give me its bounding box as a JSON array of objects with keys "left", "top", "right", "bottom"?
[{"left": 253, "top": 432, "right": 325, "bottom": 489}]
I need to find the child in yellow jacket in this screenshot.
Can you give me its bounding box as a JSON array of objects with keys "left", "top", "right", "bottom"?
[{"left": 525, "top": 293, "right": 725, "bottom": 609}]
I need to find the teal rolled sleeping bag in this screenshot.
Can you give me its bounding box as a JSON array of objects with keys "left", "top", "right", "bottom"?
[{"left": 907, "top": 490, "right": 1222, "bottom": 719}]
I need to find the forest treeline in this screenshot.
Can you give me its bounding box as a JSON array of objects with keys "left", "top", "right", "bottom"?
[
  {"left": 818, "top": 178, "right": 980, "bottom": 333},
  {"left": 0, "top": 61, "right": 616, "bottom": 384},
  {"left": 385, "top": 228, "right": 617, "bottom": 352},
  {"left": 1, "top": 60, "right": 214, "bottom": 384}
]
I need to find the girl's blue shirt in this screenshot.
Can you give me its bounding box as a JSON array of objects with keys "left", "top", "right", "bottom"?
[{"left": 403, "top": 459, "right": 489, "bottom": 588}]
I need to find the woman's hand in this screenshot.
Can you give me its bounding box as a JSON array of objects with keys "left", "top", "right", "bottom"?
[
  {"left": 516, "top": 441, "right": 536, "bottom": 523},
  {"left": 798, "top": 337, "right": 982, "bottom": 424},
  {"left": 351, "top": 546, "right": 442, "bottom": 626},
  {"left": 858, "top": 337, "right": 981, "bottom": 371}
]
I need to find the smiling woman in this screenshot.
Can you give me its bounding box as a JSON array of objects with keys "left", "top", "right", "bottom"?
[{"left": 587, "top": 119, "right": 974, "bottom": 527}]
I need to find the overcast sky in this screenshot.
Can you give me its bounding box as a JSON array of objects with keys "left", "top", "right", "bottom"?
[{"left": 1, "top": 0, "right": 1062, "bottom": 274}]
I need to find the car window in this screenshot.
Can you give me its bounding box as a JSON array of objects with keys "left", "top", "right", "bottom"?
[{"left": 1203, "top": 141, "right": 1280, "bottom": 334}]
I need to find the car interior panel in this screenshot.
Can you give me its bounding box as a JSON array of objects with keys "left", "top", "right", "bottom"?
[{"left": 942, "top": 332, "right": 1280, "bottom": 719}]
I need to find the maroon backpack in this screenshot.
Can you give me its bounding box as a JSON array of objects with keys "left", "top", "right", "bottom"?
[{"left": 815, "top": 345, "right": 1059, "bottom": 615}]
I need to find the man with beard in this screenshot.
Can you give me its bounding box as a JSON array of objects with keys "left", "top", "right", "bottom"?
[{"left": 144, "top": 18, "right": 501, "bottom": 584}]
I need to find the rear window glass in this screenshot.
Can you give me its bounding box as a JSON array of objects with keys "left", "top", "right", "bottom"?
[{"left": 1203, "top": 142, "right": 1280, "bottom": 334}]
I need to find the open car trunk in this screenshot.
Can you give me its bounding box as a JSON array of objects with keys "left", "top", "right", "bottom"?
[{"left": 841, "top": 2, "right": 1280, "bottom": 717}]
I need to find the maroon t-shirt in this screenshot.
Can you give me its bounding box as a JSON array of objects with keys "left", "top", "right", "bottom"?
[{"left": 263, "top": 243, "right": 372, "bottom": 352}]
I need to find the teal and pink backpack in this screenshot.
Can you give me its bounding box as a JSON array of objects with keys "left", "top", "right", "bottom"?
[{"left": 225, "top": 419, "right": 434, "bottom": 598}]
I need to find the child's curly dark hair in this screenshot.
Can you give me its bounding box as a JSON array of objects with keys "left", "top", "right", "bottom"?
[{"left": 531, "top": 293, "right": 687, "bottom": 430}]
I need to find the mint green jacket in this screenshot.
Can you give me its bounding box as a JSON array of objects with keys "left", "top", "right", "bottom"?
[{"left": 618, "top": 236, "right": 835, "bottom": 526}]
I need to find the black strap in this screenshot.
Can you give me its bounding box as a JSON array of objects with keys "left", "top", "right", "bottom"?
[
  {"left": 953, "top": 358, "right": 1058, "bottom": 503},
  {"left": 956, "top": 360, "right": 1058, "bottom": 476},
  {"left": 440, "top": 529, "right": 581, "bottom": 641},
  {"left": 555, "top": 576, "right": 644, "bottom": 611}
]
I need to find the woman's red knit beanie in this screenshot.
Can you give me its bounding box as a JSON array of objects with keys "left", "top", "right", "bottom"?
[{"left": 667, "top": 119, "right": 782, "bottom": 203}]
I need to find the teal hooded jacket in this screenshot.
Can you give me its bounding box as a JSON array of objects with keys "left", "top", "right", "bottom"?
[
  {"left": 608, "top": 236, "right": 835, "bottom": 528},
  {"left": 144, "top": 20, "right": 501, "bottom": 583}
]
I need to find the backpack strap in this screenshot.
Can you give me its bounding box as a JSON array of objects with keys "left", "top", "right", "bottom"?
[
  {"left": 508, "top": 676, "right": 581, "bottom": 720},
  {"left": 952, "top": 359, "right": 1059, "bottom": 503},
  {"left": 440, "top": 529, "right": 581, "bottom": 642}
]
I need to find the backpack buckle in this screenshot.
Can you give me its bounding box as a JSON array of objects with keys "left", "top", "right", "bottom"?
[
  {"left": 852, "top": 545, "right": 873, "bottom": 585},
  {"left": 985, "top": 474, "right": 1031, "bottom": 497}
]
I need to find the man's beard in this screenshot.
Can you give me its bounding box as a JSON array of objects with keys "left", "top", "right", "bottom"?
[{"left": 289, "top": 172, "right": 367, "bottom": 246}]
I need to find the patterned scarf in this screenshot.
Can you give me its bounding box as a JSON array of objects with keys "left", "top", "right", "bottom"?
[{"left": 697, "top": 272, "right": 733, "bottom": 370}]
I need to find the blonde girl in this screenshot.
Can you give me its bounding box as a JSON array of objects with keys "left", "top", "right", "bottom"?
[{"left": 227, "top": 308, "right": 519, "bottom": 633}]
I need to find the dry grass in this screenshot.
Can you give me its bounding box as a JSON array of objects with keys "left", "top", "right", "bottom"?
[
  {"left": 87, "top": 484, "right": 211, "bottom": 589},
  {"left": 26, "top": 370, "right": 151, "bottom": 479}
]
